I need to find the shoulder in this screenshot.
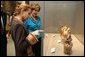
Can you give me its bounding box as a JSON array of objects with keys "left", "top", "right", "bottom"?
[
  {"left": 24, "top": 17, "right": 32, "bottom": 22},
  {"left": 37, "top": 16, "right": 41, "bottom": 20},
  {"left": 12, "top": 20, "right": 24, "bottom": 29},
  {"left": 37, "top": 16, "right": 41, "bottom": 19}
]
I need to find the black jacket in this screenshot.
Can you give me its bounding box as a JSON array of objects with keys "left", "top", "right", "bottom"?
[
  {"left": 11, "top": 19, "right": 30, "bottom": 56},
  {"left": 0, "top": 11, "right": 7, "bottom": 56}
]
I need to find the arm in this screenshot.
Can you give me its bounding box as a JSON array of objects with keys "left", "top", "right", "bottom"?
[
  {"left": 15, "top": 24, "right": 31, "bottom": 52},
  {"left": 14, "top": 24, "right": 39, "bottom": 52}
]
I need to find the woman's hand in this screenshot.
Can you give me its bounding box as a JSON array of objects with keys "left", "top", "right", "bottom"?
[
  {"left": 26, "top": 33, "right": 38, "bottom": 45},
  {"left": 31, "top": 30, "right": 44, "bottom": 35},
  {"left": 26, "top": 30, "right": 44, "bottom": 45}
]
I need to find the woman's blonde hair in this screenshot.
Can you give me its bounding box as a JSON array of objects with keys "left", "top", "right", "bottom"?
[
  {"left": 31, "top": 3, "right": 40, "bottom": 12},
  {"left": 13, "top": 3, "right": 31, "bottom": 16}
]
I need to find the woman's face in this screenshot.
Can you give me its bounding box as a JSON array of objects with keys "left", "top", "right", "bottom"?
[
  {"left": 22, "top": 9, "right": 31, "bottom": 20},
  {"left": 31, "top": 9, "right": 39, "bottom": 17}
]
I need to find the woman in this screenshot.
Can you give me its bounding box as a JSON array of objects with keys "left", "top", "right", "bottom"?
[
  {"left": 24, "top": 3, "right": 42, "bottom": 56},
  {"left": 10, "top": 3, "right": 42, "bottom": 56}
]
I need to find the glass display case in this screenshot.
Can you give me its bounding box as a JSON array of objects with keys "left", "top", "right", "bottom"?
[{"left": 2, "top": 1, "right": 84, "bottom": 56}]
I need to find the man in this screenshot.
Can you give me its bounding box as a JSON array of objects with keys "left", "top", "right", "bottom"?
[{"left": 1, "top": 4, "right": 7, "bottom": 56}]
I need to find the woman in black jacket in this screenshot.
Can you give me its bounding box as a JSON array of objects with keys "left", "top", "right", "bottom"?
[{"left": 10, "top": 3, "right": 43, "bottom": 56}]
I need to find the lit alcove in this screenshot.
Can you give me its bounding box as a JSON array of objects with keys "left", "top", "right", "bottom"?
[
  {"left": 43, "top": 1, "right": 84, "bottom": 56},
  {"left": 4, "top": 1, "right": 84, "bottom": 56}
]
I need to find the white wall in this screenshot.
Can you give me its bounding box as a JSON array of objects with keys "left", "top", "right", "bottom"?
[
  {"left": 73, "top": 2, "right": 84, "bottom": 44},
  {"left": 44, "top": 1, "right": 83, "bottom": 33}
]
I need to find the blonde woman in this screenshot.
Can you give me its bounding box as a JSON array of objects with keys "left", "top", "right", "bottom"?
[
  {"left": 24, "top": 3, "right": 42, "bottom": 56},
  {"left": 10, "top": 3, "right": 43, "bottom": 56}
]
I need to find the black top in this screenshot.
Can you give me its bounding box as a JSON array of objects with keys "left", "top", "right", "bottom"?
[
  {"left": 10, "top": 19, "right": 30, "bottom": 56},
  {"left": 1, "top": 11, "right": 7, "bottom": 33},
  {"left": 1, "top": 11, "right": 7, "bottom": 56}
]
